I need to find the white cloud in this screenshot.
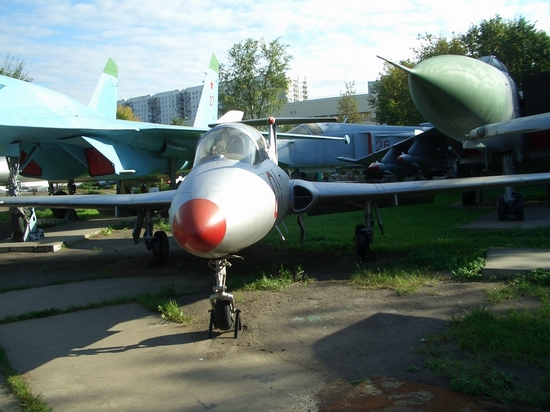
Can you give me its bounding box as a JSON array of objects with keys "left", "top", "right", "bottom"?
[{"left": 0, "top": 0, "right": 548, "bottom": 103}]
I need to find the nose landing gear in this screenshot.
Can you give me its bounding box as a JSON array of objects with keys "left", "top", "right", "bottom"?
[{"left": 208, "top": 257, "right": 242, "bottom": 339}]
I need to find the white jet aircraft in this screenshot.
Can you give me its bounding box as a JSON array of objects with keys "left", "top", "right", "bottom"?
[{"left": 2, "top": 115, "right": 550, "bottom": 337}]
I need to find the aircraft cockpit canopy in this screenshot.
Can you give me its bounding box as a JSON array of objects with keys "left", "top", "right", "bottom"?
[
  {"left": 194, "top": 123, "right": 267, "bottom": 166},
  {"left": 287, "top": 123, "right": 324, "bottom": 135}
]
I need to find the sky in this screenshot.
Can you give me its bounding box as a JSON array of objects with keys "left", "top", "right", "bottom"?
[{"left": 1, "top": 0, "right": 549, "bottom": 105}]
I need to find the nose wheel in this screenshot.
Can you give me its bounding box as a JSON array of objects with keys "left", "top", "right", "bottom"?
[{"left": 207, "top": 257, "right": 242, "bottom": 339}]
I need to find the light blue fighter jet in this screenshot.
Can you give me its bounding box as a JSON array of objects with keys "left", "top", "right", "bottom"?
[{"left": 0, "top": 53, "right": 223, "bottom": 196}]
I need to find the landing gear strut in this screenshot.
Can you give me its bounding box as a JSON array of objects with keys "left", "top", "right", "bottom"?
[
  {"left": 208, "top": 257, "right": 242, "bottom": 339},
  {"left": 6, "top": 155, "right": 44, "bottom": 242},
  {"left": 497, "top": 153, "right": 525, "bottom": 221},
  {"left": 132, "top": 209, "right": 170, "bottom": 263},
  {"left": 354, "top": 200, "right": 382, "bottom": 261}
]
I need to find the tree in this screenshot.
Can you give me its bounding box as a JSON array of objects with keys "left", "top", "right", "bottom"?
[
  {"left": 460, "top": 15, "right": 550, "bottom": 87},
  {"left": 116, "top": 105, "right": 140, "bottom": 121},
  {"left": 0, "top": 53, "right": 32, "bottom": 81},
  {"left": 413, "top": 33, "right": 467, "bottom": 61},
  {"left": 171, "top": 117, "right": 186, "bottom": 125},
  {"left": 220, "top": 37, "right": 292, "bottom": 119},
  {"left": 337, "top": 81, "right": 363, "bottom": 123},
  {"left": 367, "top": 60, "right": 426, "bottom": 125}
]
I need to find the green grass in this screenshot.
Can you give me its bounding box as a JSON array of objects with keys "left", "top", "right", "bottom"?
[
  {"left": 232, "top": 265, "right": 312, "bottom": 291},
  {"left": 487, "top": 269, "right": 550, "bottom": 304},
  {"left": 351, "top": 266, "right": 439, "bottom": 295},
  {"left": 422, "top": 303, "right": 550, "bottom": 407},
  {"left": 0, "top": 284, "right": 187, "bottom": 325},
  {"left": 158, "top": 300, "right": 193, "bottom": 324},
  {"left": 260, "top": 189, "right": 550, "bottom": 279}
]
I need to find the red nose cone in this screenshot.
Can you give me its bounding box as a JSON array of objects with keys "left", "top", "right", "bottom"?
[{"left": 172, "top": 198, "right": 226, "bottom": 254}]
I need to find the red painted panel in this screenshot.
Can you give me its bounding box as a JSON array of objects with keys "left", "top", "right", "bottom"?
[
  {"left": 85, "top": 148, "right": 115, "bottom": 176},
  {"left": 20, "top": 151, "right": 43, "bottom": 177}
]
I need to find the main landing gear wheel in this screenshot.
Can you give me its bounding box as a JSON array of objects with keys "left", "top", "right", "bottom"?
[
  {"left": 11, "top": 210, "right": 26, "bottom": 242},
  {"left": 354, "top": 224, "right": 369, "bottom": 258},
  {"left": 51, "top": 191, "right": 77, "bottom": 220},
  {"left": 497, "top": 192, "right": 525, "bottom": 221},
  {"left": 151, "top": 231, "right": 169, "bottom": 263}
]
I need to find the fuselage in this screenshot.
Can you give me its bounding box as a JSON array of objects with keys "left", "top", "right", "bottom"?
[
  {"left": 279, "top": 123, "right": 430, "bottom": 171},
  {"left": 169, "top": 123, "right": 291, "bottom": 258},
  {"left": 408, "top": 55, "right": 522, "bottom": 152}
]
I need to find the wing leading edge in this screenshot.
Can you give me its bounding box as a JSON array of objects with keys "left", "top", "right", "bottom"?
[
  {"left": 291, "top": 173, "right": 550, "bottom": 215},
  {"left": 2, "top": 173, "right": 549, "bottom": 216}
]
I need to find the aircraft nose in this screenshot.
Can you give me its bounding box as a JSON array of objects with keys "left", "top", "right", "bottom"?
[{"left": 171, "top": 198, "right": 227, "bottom": 254}]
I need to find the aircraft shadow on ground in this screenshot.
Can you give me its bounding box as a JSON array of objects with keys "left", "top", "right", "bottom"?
[
  {"left": 68, "top": 331, "right": 210, "bottom": 356},
  {"left": 0, "top": 299, "right": 211, "bottom": 373},
  {"left": 312, "top": 312, "right": 448, "bottom": 382}
]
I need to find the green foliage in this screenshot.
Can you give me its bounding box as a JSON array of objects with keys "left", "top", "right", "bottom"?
[
  {"left": 156, "top": 179, "right": 171, "bottom": 191},
  {"left": 351, "top": 267, "right": 438, "bottom": 295},
  {"left": 367, "top": 60, "right": 425, "bottom": 125},
  {"left": 460, "top": 15, "right": 550, "bottom": 87},
  {"left": 136, "top": 284, "right": 180, "bottom": 312},
  {"left": 3, "top": 367, "right": 52, "bottom": 411},
  {"left": 0, "top": 53, "right": 32, "bottom": 81},
  {"left": 220, "top": 37, "right": 292, "bottom": 119},
  {"left": 413, "top": 32, "right": 468, "bottom": 61},
  {"left": 423, "top": 304, "right": 550, "bottom": 407},
  {"left": 154, "top": 218, "right": 171, "bottom": 231},
  {"left": 116, "top": 104, "right": 140, "bottom": 121},
  {"left": 158, "top": 300, "right": 193, "bottom": 324},
  {"left": 486, "top": 269, "right": 550, "bottom": 305},
  {"left": 170, "top": 117, "right": 185, "bottom": 125},
  {"left": 337, "top": 81, "right": 363, "bottom": 124},
  {"left": 238, "top": 265, "right": 311, "bottom": 291},
  {"left": 99, "top": 226, "right": 113, "bottom": 236}
]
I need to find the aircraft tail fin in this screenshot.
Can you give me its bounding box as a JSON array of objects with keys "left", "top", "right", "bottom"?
[
  {"left": 89, "top": 58, "right": 119, "bottom": 119},
  {"left": 217, "top": 110, "right": 244, "bottom": 123},
  {"left": 193, "top": 53, "right": 219, "bottom": 128}
]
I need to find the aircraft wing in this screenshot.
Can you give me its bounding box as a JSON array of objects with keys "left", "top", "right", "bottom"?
[
  {"left": 467, "top": 112, "right": 550, "bottom": 139},
  {"left": 337, "top": 136, "right": 415, "bottom": 165},
  {"left": 291, "top": 172, "right": 550, "bottom": 215},
  {"left": 2, "top": 172, "right": 548, "bottom": 215},
  {"left": 0, "top": 190, "right": 175, "bottom": 211}
]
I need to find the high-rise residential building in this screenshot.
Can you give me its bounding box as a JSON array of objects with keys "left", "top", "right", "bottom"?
[
  {"left": 118, "top": 84, "right": 205, "bottom": 125},
  {"left": 287, "top": 76, "right": 308, "bottom": 102}
]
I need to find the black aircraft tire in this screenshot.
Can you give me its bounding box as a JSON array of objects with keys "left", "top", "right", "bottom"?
[
  {"left": 354, "top": 224, "right": 368, "bottom": 258},
  {"left": 214, "top": 300, "right": 234, "bottom": 331},
  {"left": 52, "top": 190, "right": 69, "bottom": 219},
  {"left": 497, "top": 197, "right": 507, "bottom": 221},
  {"left": 514, "top": 193, "right": 525, "bottom": 221},
  {"left": 152, "top": 231, "right": 170, "bottom": 263},
  {"left": 11, "top": 211, "right": 26, "bottom": 242}
]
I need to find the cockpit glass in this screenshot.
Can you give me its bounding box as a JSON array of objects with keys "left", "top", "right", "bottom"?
[
  {"left": 194, "top": 124, "right": 265, "bottom": 166},
  {"left": 287, "top": 123, "right": 324, "bottom": 135}
]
